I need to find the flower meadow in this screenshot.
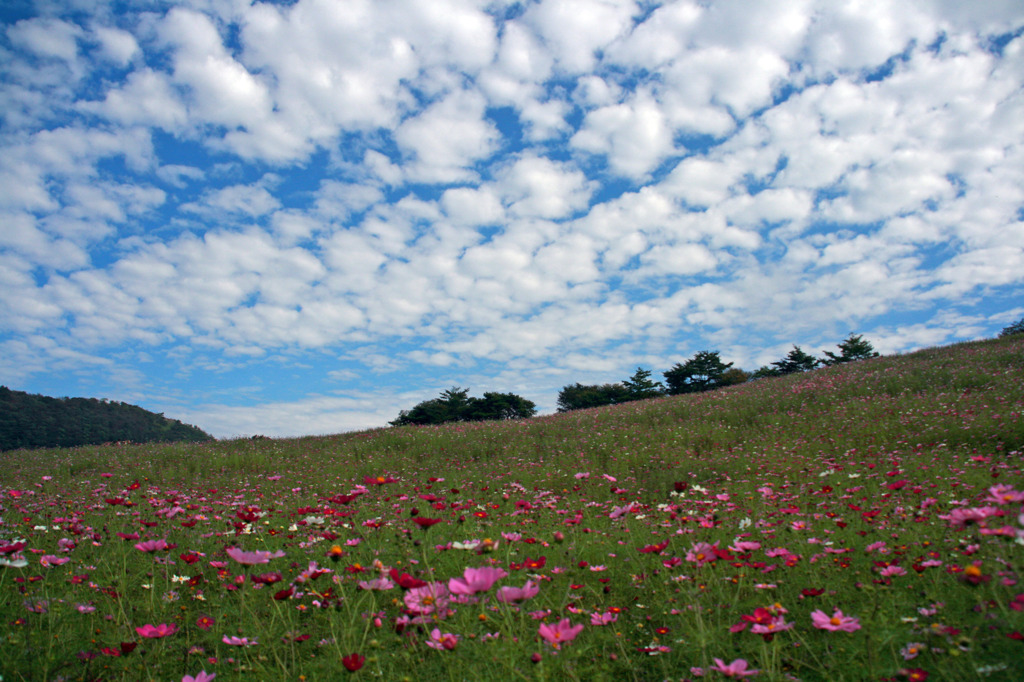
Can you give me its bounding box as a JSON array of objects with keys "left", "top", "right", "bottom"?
[{"left": 2, "top": 336, "right": 1023, "bottom": 682}]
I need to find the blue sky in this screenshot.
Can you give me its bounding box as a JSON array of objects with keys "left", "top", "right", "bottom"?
[{"left": 1, "top": 0, "right": 1022, "bottom": 438}]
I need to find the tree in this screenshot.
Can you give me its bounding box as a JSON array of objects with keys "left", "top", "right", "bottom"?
[
  {"left": 770, "top": 346, "right": 819, "bottom": 375},
  {"left": 663, "top": 351, "right": 734, "bottom": 395},
  {"left": 719, "top": 367, "right": 752, "bottom": 386},
  {"left": 391, "top": 387, "right": 535, "bottom": 426},
  {"left": 999, "top": 318, "right": 1024, "bottom": 338},
  {"left": 0, "top": 386, "right": 213, "bottom": 451},
  {"left": 556, "top": 383, "right": 631, "bottom": 412},
  {"left": 821, "top": 334, "right": 880, "bottom": 366},
  {"left": 621, "top": 367, "right": 664, "bottom": 401},
  {"left": 464, "top": 392, "right": 537, "bottom": 421}
]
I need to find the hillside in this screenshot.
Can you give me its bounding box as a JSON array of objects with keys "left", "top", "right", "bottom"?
[
  {"left": 0, "top": 335, "right": 1021, "bottom": 681},
  {"left": 0, "top": 386, "right": 214, "bottom": 451}
]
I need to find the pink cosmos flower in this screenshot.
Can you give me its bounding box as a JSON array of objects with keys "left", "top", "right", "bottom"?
[
  {"left": 448, "top": 566, "right": 508, "bottom": 596},
  {"left": 878, "top": 565, "right": 907, "bottom": 577},
  {"left": 136, "top": 623, "right": 178, "bottom": 638},
  {"left": 538, "top": 618, "right": 583, "bottom": 649},
  {"left": 182, "top": 672, "right": 216, "bottom": 682},
  {"left": 357, "top": 577, "right": 396, "bottom": 591},
  {"left": 403, "top": 582, "right": 450, "bottom": 616},
  {"left": 712, "top": 658, "right": 759, "bottom": 677},
  {"left": 135, "top": 539, "right": 175, "bottom": 553},
  {"left": 495, "top": 580, "right": 539, "bottom": 604},
  {"left": 40, "top": 555, "right": 70, "bottom": 567},
  {"left": 811, "top": 609, "right": 861, "bottom": 632},
  {"left": 222, "top": 635, "right": 257, "bottom": 646},
  {"left": 225, "top": 547, "right": 285, "bottom": 565},
  {"left": 425, "top": 628, "right": 460, "bottom": 650},
  {"left": 751, "top": 618, "right": 794, "bottom": 637},
  {"left": 985, "top": 484, "right": 1024, "bottom": 505},
  {"left": 686, "top": 541, "right": 718, "bottom": 567},
  {"left": 590, "top": 611, "right": 618, "bottom": 626}
]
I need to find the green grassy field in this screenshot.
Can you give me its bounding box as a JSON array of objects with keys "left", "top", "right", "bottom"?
[{"left": 1, "top": 335, "right": 1022, "bottom": 681}]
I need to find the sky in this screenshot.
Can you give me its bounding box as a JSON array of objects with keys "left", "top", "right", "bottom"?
[{"left": 1, "top": 0, "right": 1022, "bottom": 439}]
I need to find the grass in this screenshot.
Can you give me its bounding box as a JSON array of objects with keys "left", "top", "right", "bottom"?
[{"left": 1, "top": 335, "right": 1023, "bottom": 681}]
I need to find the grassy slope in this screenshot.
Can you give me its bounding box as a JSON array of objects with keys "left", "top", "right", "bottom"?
[
  {"left": 1, "top": 335, "right": 1022, "bottom": 682},
  {"left": 9, "top": 335, "right": 1020, "bottom": 493}
]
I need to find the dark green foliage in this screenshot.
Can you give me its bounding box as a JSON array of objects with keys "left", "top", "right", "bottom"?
[
  {"left": 621, "top": 367, "right": 665, "bottom": 400},
  {"left": 770, "top": 345, "right": 820, "bottom": 375},
  {"left": 663, "top": 351, "right": 734, "bottom": 394},
  {"left": 464, "top": 392, "right": 538, "bottom": 421},
  {"left": 390, "top": 387, "right": 536, "bottom": 425},
  {"left": 556, "top": 382, "right": 631, "bottom": 412},
  {"left": 719, "top": 367, "right": 752, "bottom": 386},
  {"left": 0, "top": 386, "right": 213, "bottom": 451},
  {"left": 821, "top": 333, "right": 880, "bottom": 365},
  {"left": 999, "top": 317, "right": 1024, "bottom": 337}
]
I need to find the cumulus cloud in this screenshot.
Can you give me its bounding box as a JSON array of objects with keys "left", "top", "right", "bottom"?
[{"left": 1, "top": 0, "right": 1022, "bottom": 437}]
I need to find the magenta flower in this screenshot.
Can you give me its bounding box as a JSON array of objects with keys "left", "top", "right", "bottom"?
[
  {"left": 590, "top": 611, "right": 618, "bottom": 626},
  {"left": 425, "top": 628, "right": 460, "bottom": 650},
  {"left": 222, "top": 635, "right": 258, "bottom": 646},
  {"left": 182, "top": 672, "right": 216, "bottom": 682},
  {"left": 135, "top": 623, "right": 178, "bottom": 638},
  {"left": 811, "top": 609, "right": 861, "bottom": 632},
  {"left": 686, "top": 541, "right": 718, "bottom": 567},
  {"left": 357, "top": 577, "right": 396, "bottom": 591},
  {"left": 225, "top": 547, "right": 285, "bottom": 565},
  {"left": 135, "top": 539, "right": 175, "bottom": 553},
  {"left": 40, "top": 555, "right": 70, "bottom": 567},
  {"left": 538, "top": 618, "right": 584, "bottom": 649},
  {"left": 496, "top": 580, "right": 540, "bottom": 604},
  {"left": 711, "top": 658, "right": 759, "bottom": 677},
  {"left": 448, "top": 566, "right": 508, "bottom": 596},
  {"left": 403, "top": 582, "right": 450, "bottom": 615}
]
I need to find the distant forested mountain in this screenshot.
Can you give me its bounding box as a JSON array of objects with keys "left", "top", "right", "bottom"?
[{"left": 0, "top": 386, "right": 213, "bottom": 451}]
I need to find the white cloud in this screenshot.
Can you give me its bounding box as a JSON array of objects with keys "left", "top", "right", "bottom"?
[
  {"left": 523, "top": 0, "right": 638, "bottom": 74},
  {"left": 7, "top": 18, "right": 82, "bottom": 61},
  {"left": 182, "top": 182, "right": 280, "bottom": 218},
  {"left": 572, "top": 91, "right": 673, "bottom": 178},
  {"left": 394, "top": 89, "right": 500, "bottom": 183},
  {"left": 82, "top": 68, "right": 188, "bottom": 130},
  {"left": 91, "top": 25, "right": 140, "bottom": 65},
  {"left": 495, "top": 155, "right": 594, "bottom": 219},
  {"left": 2, "top": 0, "right": 1022, "bottom": 438}
]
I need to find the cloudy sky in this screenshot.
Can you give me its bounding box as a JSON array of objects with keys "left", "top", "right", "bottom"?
[{"left": 1, "top": 0, "right": 1022, "bottom": 438}]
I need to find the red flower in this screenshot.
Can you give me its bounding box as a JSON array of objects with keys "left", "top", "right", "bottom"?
[
  {"left": 196, "top": 615, "right": 215, "bottom": 630},
  {"left": 639, "top": 539, "right": 670, "bottom": 554},
  {"left": 389, "top": 568, "right": 428, "bottom": 589},
  {"left": 342, "top": 653, "right": 365, "bottom": 672},
  {"left": 903, "top": 668, "right": 929, "bottom": 682},
  {"left": 411, "top": 517, "right": 442, "bottom": 529}
]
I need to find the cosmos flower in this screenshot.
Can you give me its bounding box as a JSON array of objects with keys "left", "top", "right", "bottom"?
[
  {"left": 135, "top": 623, "right": 178, "bottom": 638},
  {"left": 403, "top": 582, "right": 450, "bottom": 616},
  {"left": 448, "top": 566, "right": 508, "bottom": 595},
  {"left": 426, "top": 628, "right": 460, "bottom": 650},
  {"left": 711, "top": 658, "right": 759, "bottom": 677},
  {"left": 222, "top": 635, "right": 258, "bottom": 646},
  {"left": 538, "top": 619, "right": 583, "bottom": 649},
  {"left": 225, "top": 547, "right": 285, "bottom": 565},
  {"left": 811, "top": 609, "right": 861, "bottom": 632},
  {"left": 182, "top": 672, "right": 216, "bottom": 682},
  {"left": 496, "top": 580, "right": 540, "bottom": 604},
  {"left": 341, "top": 653, "right": 365, "bottom": 672}
]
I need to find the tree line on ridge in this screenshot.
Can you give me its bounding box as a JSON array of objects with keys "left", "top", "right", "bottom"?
[{"left": 393, "top": 333, "right": 879, "bottom": 424}]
